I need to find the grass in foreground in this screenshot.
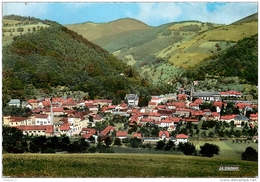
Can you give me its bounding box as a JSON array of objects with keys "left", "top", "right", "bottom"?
[{"left": 3, "top": 153, "right": 258, "bottom": 178}]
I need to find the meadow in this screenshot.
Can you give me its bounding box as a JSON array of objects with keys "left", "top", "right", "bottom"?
[{"left": 3, "top": 151, "right": 258, "bottom": 178}]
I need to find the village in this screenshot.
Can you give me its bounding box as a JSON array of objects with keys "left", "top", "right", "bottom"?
[{"left": 3, "top": 88, "right": 258, "bottom": 146}]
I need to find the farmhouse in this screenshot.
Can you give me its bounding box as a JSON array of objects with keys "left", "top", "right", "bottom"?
[
  {"left": 176, "top": 133, "right": 188, "bottom": 144},
  {"left": 14, "top": 125, "right": 54, "bottom": 137}
]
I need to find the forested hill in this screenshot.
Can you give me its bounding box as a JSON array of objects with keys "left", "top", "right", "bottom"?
[
  {"left": 184, "top": 34, "right": 258, "bottom": 85},
  {"left": 2, "top": 22, "right": 153, "bottom": 104}
]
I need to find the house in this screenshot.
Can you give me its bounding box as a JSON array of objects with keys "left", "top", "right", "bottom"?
[
  {"left": 126, "top": 94, "right": 139, "bottom": 107},
  {"left": 35, "top": 113, "right": 52, "bottom": 125},
  {"left": 140, "top": 118, "right": 155, "bottom": 126},
  {"left": 132, "top": 133, "right": 142, "bottom": 138},
  {"left": 8, "top": 99, "right": 20, "bottom": 107},
  {"left": 220, "top": 90, "right": 242, "bottom": 98},
  {"left": 213, "top": 101, "right": 227, "bottom": 113},
  {"left": 220, "top": 114, "right": 238, "bottom": 123},
  {"left": 158, "top": 117, "right": 181, "bottom": 128},
  {"left": 177, "top": 94, "right": 188, "bottom": 101},
  {"left": 116, "top": 131, "right": 128, "bottom": 140},
  {"left": 176, "top": 133, "right": 188, "bottom": 144},
  {"left": 27, "top": 99, "right": 38, "bottom": 108},
  {"left": 81, "top": 128, "right": 98, "bottom": 141},
  {"left": 100, "top": 125, "right": 115, "bottom": 136},
  {"left": 59, "top": 123, "right": 72, "bottom": 136},
  {"left": 192, "top": 92, "right": 221, "bottom": 102},
  {"left": 189, "top": 103, "right": 200, "bottom": 110},
  {"left": 150, "top": 96, "right": 164, "bottom": 104},
  {"left": 3, "top": 116, "right": 32, "bottom": 126},
  {"left": 175, "top": 108, "right": 191, "bottom": 117},
  {"left": 14, "top": 125, "right": 54, "bottom": 137},
  {"left": 158, "top": 130, "right": 170, "bottom": 140},
  {"left": 148, "top": 102, "right": 157, "bottom": 109},
  {"left": 234, "top": 115, "right": 249, "bottom": 127},
  {"left": 203, "top": 109, "right": 211, "bottom": 116},
  {"left": 183, "top": 117, "right": 199, "bottom": 124},
  {"left": 250, "top": 113, "right": 258, "bottom": 122},
  {"left": 167, "top": 125, "right": 176, "bottom": 132},
  {"left": 190, "top": 110, "right": 204, "bottom": 117},
  {"left": 148, "top": 112, "right": 161, "bottom": 121}
]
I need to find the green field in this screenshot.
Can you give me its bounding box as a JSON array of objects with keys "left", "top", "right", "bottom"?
[{"left": 3, "top": 150, "right": 258, "bottom": 178}]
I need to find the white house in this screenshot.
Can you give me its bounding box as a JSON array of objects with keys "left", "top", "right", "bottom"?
[
  {"left": 8, "top": 99, "right": 20, "bottom": 107},
  {"left": 176, "top": 133, "right": 188, "bottom": 144},
  {"left": 35, "top": 114, "right": 51, "bottom": 125},
  {"left": 126, "top": 94, "right": 139, "bottom": 107}
]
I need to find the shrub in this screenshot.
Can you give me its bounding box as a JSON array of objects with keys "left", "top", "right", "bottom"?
[
  {"left": 199, "top": 143, "right": 220, "bottom": 157},
  {"left": 241, "top": 147, "right": 258, "bottom": 162},
  {"left": 178, "top": 142, "right": 196, "bottom": 155}
]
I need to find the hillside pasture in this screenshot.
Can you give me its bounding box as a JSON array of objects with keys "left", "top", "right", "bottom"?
[{"left": 2, "top": 153, "right": 258, "bottom": 178}]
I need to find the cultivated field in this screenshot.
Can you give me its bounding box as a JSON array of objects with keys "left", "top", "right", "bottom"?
[
  {"left": 3, "top": 139, "right": 258, "bottom": 178},
  {"left": 2, "top": 153, "right": 258, "bottom": 178}
]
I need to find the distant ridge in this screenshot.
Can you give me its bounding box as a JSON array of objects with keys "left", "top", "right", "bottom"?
[
  {"left": 231, "top": 13, "right": 258, "bottom": 24},
  {"left": 65, "top": 18, "right": 151, "bottom": 41}
]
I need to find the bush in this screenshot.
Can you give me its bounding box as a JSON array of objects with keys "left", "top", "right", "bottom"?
[
  {"left": 199, "top": 143, "right": 220, "bottom": 157},
  {"left": 241, "top": 147, "right": 258, "bottom": 162},
  {"left": 41, "top": 148, "right": 55, "bottom": 153},
  {"left": 178, "top": 142, "right": 196, "bottom": 155}
]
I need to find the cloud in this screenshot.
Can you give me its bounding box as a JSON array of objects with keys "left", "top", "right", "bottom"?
[
  {"left": 3, "top": 2, "right": 50, "bottom": 19},
  {"left": 128, "top": 2, "right": 257, "bottom": 26}
]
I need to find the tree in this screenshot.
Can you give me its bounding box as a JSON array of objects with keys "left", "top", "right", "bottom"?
[
  {"left": 164, "top": 140, "right": 175, "bottom": 151},
  {"left": 199, "top": 143, "right": 220, "bottom": 157},
  {"left": 178, "top": 142, "right": 196, "bottom": 155},
  {"left": 104, "top": 136, "right": 112, "bottom": 147},
  {"left": 129, "top": 137, "right": 142, "bottom": 148},
  {"left": 241, "top": 147, "right": 258, "bottom": 161},
  {"left": 114, "top": 138, "right": 122, "bottom": 146},
  {"left": 155, "top": 140, "right": 165, "bottom": 150}
]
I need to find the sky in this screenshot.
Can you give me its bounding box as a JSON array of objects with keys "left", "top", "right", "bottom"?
[{"left": 1, "top": 1, "right": 259, "bottom": 26}]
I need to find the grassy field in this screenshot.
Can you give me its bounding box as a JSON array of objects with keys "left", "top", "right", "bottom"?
[{"left": 3, "top": 149, "right": 258, "bottom": 178}]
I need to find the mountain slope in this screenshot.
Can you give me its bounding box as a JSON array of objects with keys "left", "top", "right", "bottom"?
[
  {"left": 184, "top": 34, "right": 258, "bottom": 85},
  {"left": 2, "top": 21, "right": 152, "bottom": 104},
  {"left": 66, "top": 14, "right": 257, "bottom": 85},
  {"left": 65, "top": 18, "right": 152, "bottom": 42}
]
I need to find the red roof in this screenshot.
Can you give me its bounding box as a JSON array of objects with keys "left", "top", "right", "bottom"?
[
  {"left": 120, "top": 103, "right": 128, "bottom": 108},
  {"left": 14, "top": 125, "right": 54, "bottom": 133},
  {"left": 132, "top": 133, "right": 142, "bottom": 138},
  {"left": 35, "top": 114, "right": 49, "bottom": 119},
  {"left": 194, "top": 99, "right": 203, "bottom": 104},
  {"left": 60, "top": 123, "right": 71, "bottom": 131},
  {"left": 81, "top": 128, "right": 97, "bottom": 134},
  {"left": 172, "top": 101, "right": 186, "bottom": 108},
  {"left": 221, "top": 114, "right": 237, "bottom": 120},
  {"left": 213, "top": 101, "right": 227, "bottom": 108},
  {"left": 148, "top": 112, "right": 161, "bottom": 117},
  {"left": 82, "top": 133, "right": 93, "bottom": 139},
  {"left": 140, "top": 118, "right": 155, "bottom": 123},
  {"left": 28, "top": 99, "right": 38, "bottom": 103},
  {"left": 116, "top": 131, "right": 128, "bottom": 137},
  {"left": 161, "top": 117, "right": 181, "bottom": 123},
  {"left": 41, "top": 101, "right": 51, "bottom": 107},
  {"left": 148, "top": 102, "right": 157, "bottom": 106},
  {"left": 176, "top": 133, "right": 188, "bottom": 139},
  {"left": 7, "top": 116, "right": 30, "bottom": 122},
  {"left": 235, "top": 102, "right": 251, "bottom": 109},
  {"left": 177, "top": 94, "right": 187, "bottom": 100},
  {"left": 100, "top": 125, "right": 115, "bottom": 136},
  {"left": 159, "top": 130, "right": 170, "bottom": 138},
  {"left": 211, "top": 112, "right": 220, "bottom": 117},
  {"left": 184, "top": 118, "right": 199, "bottom": 122},
  {"left": 52, "top": 107, "right": 64, "bottom": 112},
  {"left": 176, "top": 108, "right": 191, "bottom": 112},
  {"left": 190, "top": 110, "right": 204, "bottom": 116}
]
